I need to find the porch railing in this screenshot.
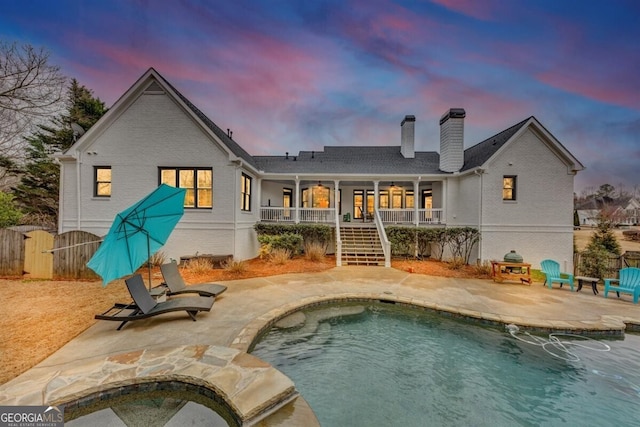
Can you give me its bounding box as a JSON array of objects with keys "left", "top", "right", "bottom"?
[
  {"left": 260, "top": 207, "right": 295, "bottom": 223},
  {"left": 378, "top": 208, "right": 444, "bottom": 225},
  {"left": 300, "top": 208, "right": 335, "bottom": 223},
  {"left": 260, "top": 207, "right": 443, "bottom": 225}
]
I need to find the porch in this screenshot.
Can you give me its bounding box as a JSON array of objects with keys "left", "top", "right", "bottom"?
[{"left": 259, "top": 207, "right": 445, "bottom": 226}]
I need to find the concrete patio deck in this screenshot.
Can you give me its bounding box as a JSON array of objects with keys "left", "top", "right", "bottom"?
[{"left": 2, "top": 266, "right": 640, "bottom": 425}]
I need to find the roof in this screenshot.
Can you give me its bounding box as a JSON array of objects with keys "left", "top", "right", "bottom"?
[
  {"left": 254, "top": 146, "right": 441, "bottom": 174},
  {"left": 165, "top": 79, "right": 258, "bottom": 169},
  {"left": 461, "top": 117, "right": 530, "bottom": 171},
  {"left": 64, "top": 68, "right": 581, "bottom": 178}
]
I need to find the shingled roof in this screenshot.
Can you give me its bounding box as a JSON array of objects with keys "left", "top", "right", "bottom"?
[
  {"left": 461, "top": 117, "right": 531, "bottom": 171},
  {"left": 163, "top": 77, "right": 258, "bottom": 169},
  {"left": 254, "top": 146, "right": 441, "bottom": 174}
]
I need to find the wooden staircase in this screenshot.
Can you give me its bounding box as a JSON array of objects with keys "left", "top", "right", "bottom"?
[{"left": 340, "top": 226, "right": 385, "bottom": 266}]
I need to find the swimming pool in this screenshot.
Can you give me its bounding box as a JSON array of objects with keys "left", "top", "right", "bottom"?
[{"left": 251, "top": 302, "right": 640, "bottom": 426}]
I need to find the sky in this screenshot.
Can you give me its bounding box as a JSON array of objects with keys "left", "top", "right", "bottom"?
[{"left": 2, "top": 0, "right": 639, "bottom": 196}]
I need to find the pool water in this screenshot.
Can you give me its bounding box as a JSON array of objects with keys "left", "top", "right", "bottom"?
[{"left": 251, "top": 303, "right": 640, "bottom": 427}]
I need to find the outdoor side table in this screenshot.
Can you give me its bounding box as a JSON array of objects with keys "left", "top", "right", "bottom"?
[{"left": 575, "top": 276, "right": 599, "bottom": 295}]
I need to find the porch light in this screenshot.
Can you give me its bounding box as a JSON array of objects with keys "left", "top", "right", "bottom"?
[{"left": 318, "top": 181, "right": 323, "bottom": 188}]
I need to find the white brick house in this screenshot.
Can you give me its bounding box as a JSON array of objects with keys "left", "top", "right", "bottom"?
[{"left": 57, "top": 68, "right": 584, "bottom": 270}]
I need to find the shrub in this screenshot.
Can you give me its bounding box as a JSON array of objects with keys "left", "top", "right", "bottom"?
[
  {"left": 258, "top": 233, "right": 303, "bottom": 255},
  {"left": 579, "top": 244, "right": 614, "bottom": 279},
  {"left": 222, "top": 259, "right": 246, "bottom": 274},
  {"left": 0, "top": 192, "right": 23, "bottom": 228},
  {"left": 270, "top": 248, "right": 292, "bottom": 264},
  {"left": 304, "top": 241, "right": 326, "bottom": 261},
  {"left": 184, "top": 257, "right": 213, "bottom": 274},
  {"left": 473, "top": 260, "right": 492, "bottom": 277},
  {"left": 254, "top": 223, "right": 331, "bottom": 248},
  {"left": 143, "top": 251, "right": 166, "bottom": 268},
  {"left": 447, "top": 256, "right": 466, "bottom": 270}
]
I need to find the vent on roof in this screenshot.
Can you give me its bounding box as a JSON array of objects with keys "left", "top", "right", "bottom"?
[{"left": 145, "top": 81, "right": 164, "bottom": 93}]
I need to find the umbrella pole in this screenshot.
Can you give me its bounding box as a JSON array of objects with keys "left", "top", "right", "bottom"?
[{"left": 147, "top": 234, "right": 152, "bottom": 291}]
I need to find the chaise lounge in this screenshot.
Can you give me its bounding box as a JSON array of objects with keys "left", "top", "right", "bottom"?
[
  {"left": 95, "top": 274, "right": 215, "bottom": 330},
  {"left": 540, "top": 259, "right": 574, "bottom": 291},
  {"left": 160, "top": 261, "right": 228, "bottom": 298},
  {"left": 603, "top": 267, "right": 640, "bottom": 304}
]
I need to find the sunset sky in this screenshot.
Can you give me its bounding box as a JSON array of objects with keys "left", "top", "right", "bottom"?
[{"left": 2, "top": 0, "right": 638, "bottom": 195}]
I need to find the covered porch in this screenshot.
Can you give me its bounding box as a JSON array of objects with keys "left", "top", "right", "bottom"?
[{"left": 257, "top": 177, "right": 447, "bottom": 227}]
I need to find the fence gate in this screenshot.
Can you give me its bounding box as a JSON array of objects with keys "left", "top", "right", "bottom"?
[{"left": 24, "top": 230, "right": 54, "bottom": 279}]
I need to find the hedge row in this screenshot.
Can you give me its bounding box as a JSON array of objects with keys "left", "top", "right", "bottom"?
[{"left": 386, "top": 226, "right": 480, "bottom": 263}]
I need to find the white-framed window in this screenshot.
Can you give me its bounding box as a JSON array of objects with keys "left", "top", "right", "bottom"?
[
  {"left": 159, "top": 167, "right": 212, "bottom": 208},
  {"left": 94, "top": 166, "right": 111, "bottom": 197},
  {"left": 503, "top": 176, "right": 517, "bottom": 201},
  {"left": 241, "top": 173, "right": 252, "bottom": 211}
]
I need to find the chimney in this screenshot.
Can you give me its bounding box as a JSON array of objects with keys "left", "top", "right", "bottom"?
[
  {"left": 401, "top": 115, "right": 415, "bottom": 159},
  {"left": 439, "top": 108, "right": 465, "bottom": 172}
]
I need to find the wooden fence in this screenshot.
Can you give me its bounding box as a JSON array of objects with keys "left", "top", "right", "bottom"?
[
  {"left": 0, "top": 228, "right": 101, "bottom": 279},
  {"left": 573, "top": 251, "right": 640, "bottom": 279}
]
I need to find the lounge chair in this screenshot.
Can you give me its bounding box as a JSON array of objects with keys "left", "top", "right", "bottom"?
[
  {"left": 95, "top": 274, "right": 214, "bottom": 330},
  {"left": 159, "top": 261, "right": 228, "bottom": 298},
  {"left": 604, "top": 267, "right": 640, "bottom": 304},
  {"left": 540, "top": 259, "right": 574, "bottom": 291}
]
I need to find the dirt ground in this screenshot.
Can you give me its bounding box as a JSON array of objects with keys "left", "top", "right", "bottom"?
[{"left": 3, "top": 227, "right": 637, "bottom": 386}]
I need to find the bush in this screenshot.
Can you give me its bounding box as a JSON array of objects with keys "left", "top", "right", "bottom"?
[
  {"left": 258, "top": 233, "right": 303, "bottom": 256},
  {"left": 579, "top": 244, "right": 614, "bottom": 279},
  {"left": 447, "top": 257, "right": 466, "bottom": 270},
  {"left": 222, "top": 259, "right": 246, "bottom": 274},
  {"left": 0, "top": 192, "right": 23, "bottom": 228},
  {"left": 270, "top": 248, "right": 292, "bottom": 264},
  {"left": 254, "top": 223, "right": 331, "bottom": 248},
  {"left": 304, "top": 241, "right": 326, "bottom": 261},
  {"left": 184, "top": 257, "right": 213, "bottom": 274}
]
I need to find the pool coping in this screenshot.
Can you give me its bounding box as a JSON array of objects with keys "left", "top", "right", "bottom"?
[{"left": 230, "top": 292, "right": 640, "bottom": 353}]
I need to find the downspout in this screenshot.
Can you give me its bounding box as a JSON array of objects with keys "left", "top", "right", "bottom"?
[
  {"left": 474, "top": 168, "right": 485, "bottom": 263},
  {"left": 334, "top": 180, "right": 341, "bottom": 267},
  {"left": 76, "top": 151, "right": 82, "bottom": 230},
  {"left": 232, "top": 160, "right": 243, "bottom": 259},
  {"left": 295, "top": 177, "right": 300, "bottom": 224}
]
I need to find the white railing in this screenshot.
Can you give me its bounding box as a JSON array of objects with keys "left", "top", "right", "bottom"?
[
  {"left": 378, "top": 209, "right": 414, "bottom": 224},
  {"left": 299, "top": 208, "right": 335, "bottom": 223},
  {"left": 418, "top": 208, "right": 444, "bottom": 224},
  {"left": 374, "top": 209, "right": 391, "bottom": 267},
  {"left": 260, "top": 207, "right": 295, "bottom": 223},
  {"left": 261, "top": 207, "right": 444, "bottom": 225},
  {"left": 335, "top": 213, "right": 342, "bottom": 267}
]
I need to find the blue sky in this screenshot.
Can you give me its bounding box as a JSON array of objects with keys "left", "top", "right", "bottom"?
[{"left": 2, "top": 0, "right": 639, "bottom": 195}]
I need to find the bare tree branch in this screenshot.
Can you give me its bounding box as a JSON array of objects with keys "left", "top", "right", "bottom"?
[{"left": 0, "top": 41, "right": 66, "bottom": 162}]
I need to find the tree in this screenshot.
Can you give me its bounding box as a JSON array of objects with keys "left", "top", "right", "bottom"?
[
  {"left": 0, "top": 191, "right": 22, "bottom": 227},
  {"left": 0, "top": 42, "right": 66, "bottom": 165},
  {"left": 596, "top": 183, "right": 616, "bottom": 199},
  {"left": 11, "top": 80, "right": 106, "bottom": 225}
]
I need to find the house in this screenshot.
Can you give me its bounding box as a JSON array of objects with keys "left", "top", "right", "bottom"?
[
  {"left": 57, "top": 68, "right": 584, "bottom": 270},
  {"left": 576, "top": 197, "right": 640, "bottom": 227}
]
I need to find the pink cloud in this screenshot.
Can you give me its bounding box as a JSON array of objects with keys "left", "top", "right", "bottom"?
[{"left": 430, "top": 0, "right": 501, "bottom": 21}]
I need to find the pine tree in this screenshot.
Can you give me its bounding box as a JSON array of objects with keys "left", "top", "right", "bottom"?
[{"left": 11, "top": 80, "right": 106, "bottom": 225}]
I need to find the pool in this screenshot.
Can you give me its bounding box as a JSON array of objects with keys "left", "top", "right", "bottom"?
[{"left": 251, "top": 302, "right": 640, "bottom": 426}]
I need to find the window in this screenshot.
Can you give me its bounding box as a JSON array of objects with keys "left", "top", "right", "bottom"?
[
  {"left": 503, "top": 176, "right": 517, "bottom": 201},
  {"left": 313, "top": 185, "right": 329, "bottom": 208},
  {"left": 405, "top": 190, "right": 414, "bottom": 209},
  {"left": 379, "top": 190, "right": 389, "bottom": 209},
  {"left": 159, "top": 167, "right": 212, "bottom": 208},
  {"left": 241, "top": 173, "right": 252, "bottom": 211},
  {"left": 94, "top": 166, "right": 111, "bottom": 197},
  {"left": 283, "top": 188, "right": 292, "bottom": 219}
]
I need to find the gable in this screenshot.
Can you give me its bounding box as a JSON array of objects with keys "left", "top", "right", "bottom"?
[{"left": 62, "top": 68, "right": 258, "bottom": 170}]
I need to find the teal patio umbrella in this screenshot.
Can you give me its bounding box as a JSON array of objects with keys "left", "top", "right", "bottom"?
[{"left": 88, "top": 184, "right": 186, "bottom": 288}]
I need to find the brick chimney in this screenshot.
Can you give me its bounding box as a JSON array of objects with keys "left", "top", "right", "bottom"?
[
  {"left": 401, "top": 115, "right": 415, "bottom": 159},
  {"left": 439, "top": 108, "right": 465, "bottom": 172}
]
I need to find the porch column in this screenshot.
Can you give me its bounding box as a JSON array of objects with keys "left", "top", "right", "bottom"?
[
  {"left": 295, "top": 177, "right": 300, "bottom": 224},
  {"left": 256, "top": 178, "right": 262, "bottom": 219},
  {"left": 413, "top": 180, "right": 419, "bottom": 226},
  {"left": 373, "top": 181, "right": 379, "bottom": 210},
  {"left": 334, "top": 180, "right": 340, "bottom": 223},
  {"left": 442, "top": 179, "right": 447, "bottom": 223}
]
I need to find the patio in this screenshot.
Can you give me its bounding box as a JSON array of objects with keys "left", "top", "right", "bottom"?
[{"left": 2, "top": 266, "right": 640, "bottom": 425}]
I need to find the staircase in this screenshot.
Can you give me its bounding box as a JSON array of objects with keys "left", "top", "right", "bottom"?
[{"left": 340, "top": 226, "right": 385, "bottom": 266}]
